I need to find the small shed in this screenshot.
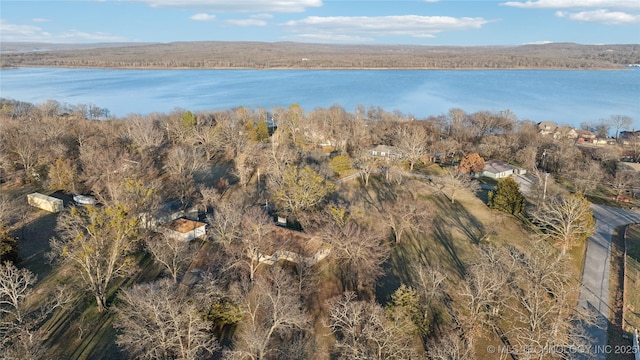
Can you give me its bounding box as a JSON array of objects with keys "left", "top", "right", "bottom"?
[
  {"left": 481, "top": 160, "right": 516, "bottom": 179},
  {"left": 27, "top": 193, "right": 63, "bottom": 213},
  {"left": 161, "top": 218, "right": 206, "bottom": 242}
]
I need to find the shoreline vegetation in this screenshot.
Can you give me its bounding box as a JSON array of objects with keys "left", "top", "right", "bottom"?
[{"left": 2, "top": 41, "right": 639, "bottom": 70}]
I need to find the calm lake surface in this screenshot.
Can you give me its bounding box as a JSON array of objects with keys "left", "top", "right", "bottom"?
[{"left": 1, "top": 67, "right": 638, "bottom": 127}]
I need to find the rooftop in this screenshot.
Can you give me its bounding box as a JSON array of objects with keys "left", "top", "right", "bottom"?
[
  {"left": 270, "top": 226, "right": 327, "bottom": 258},
  {"left": 163, "top": 218, "right": 206, "bottom": 233},
  {"left": 483, "top": 159, "right": 516, "bottom": 174}
]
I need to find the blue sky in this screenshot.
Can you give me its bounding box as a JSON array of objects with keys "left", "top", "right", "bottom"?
[{"left": 1, "top": 0, "right": 639, "bottom": 45}]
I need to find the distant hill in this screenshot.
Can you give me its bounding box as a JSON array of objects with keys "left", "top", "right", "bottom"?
[{"left": 2, "top": 41, "right": 639, "bottom": 69}]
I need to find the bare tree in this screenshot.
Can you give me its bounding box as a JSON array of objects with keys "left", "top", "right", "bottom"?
[
  {"left": 125, "top": 115, "right": 166, "bottom": 151},
  {"left": 353, "top": 151, "right": 380, "bottom": 187},
  {"left": 432, "top": 168, "right": 479, "bottom": 204},
  {"left": 569, "top": 160, "right": 604, "bottom": 195},
  {"left": 227, "top": 207, "right": 275, "bottom": 283},
  {"left": 610, "top": 165, "right": 638, "bottom": 201},
  {"left": 51, "top": 205, "right": 140, "bottom": 312},
  {"left": 380, "top": 191, "right": 431, "bottom": 243},
  {"left": 164, "top": 145, "right": 207, "bottom": 204},
  {"left": 4, "top": 127, "right": 40, "bottom": 181},
  {"left": 322, "top": 220, "right": 389, "bottom": 293},
  {"left": 609, "top": 114, "right": 633, "bottom": 139},
  {"left": 0, "top": 262, "right": 74, "bottom": 360},
  {"left": 457, "top": 260, "right": 508, "bottom": 353},
  {"left": 505, "top": 242, "right": 595, "bottom": 360},
  {"left": 0, "top": 261, "right": 36, "bottom": 323},
  {"left": 146, "top": 234, "right": 199, "bottom": 283},
  {"left": 426, "top": 331, "right": 472, "bottom": 360},
  {"left": 233, "top": 145, "right": 260, "bottom": 187},
  {"left": 327, "top": 292, "right": 420, "bottom": 360},
  {"left": 114, "top": 279, "right": 220, "bottom": 360},
  {"left": 412, "top": 263, "right": 447, "bottom": 308},
  {"left": 207, "top": 200, "right": 245, "bottom": 247},
  {"left": 226, "top": 267, "right": 311, "bottom": 360},
  {"left": 394, "top": 125, "right": 427, "bottom": 171},
  {"left": 530, "top": 193, "right": 595, "bottom": 255}
]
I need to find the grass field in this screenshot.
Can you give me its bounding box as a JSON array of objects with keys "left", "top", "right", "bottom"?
[
  {"left": 370, "top": 178, "right": 538, "bottom": 356},
  {"left": 624, "top": 224, "right": 640, "bottom": 332}
]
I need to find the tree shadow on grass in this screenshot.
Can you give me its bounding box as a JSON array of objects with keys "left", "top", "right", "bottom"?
[
  {"left": 14, "top": 211, "right": 58, "bottom": 279},
  {"left": 431, "top": 194, "right": 486, "bottom": 245}
]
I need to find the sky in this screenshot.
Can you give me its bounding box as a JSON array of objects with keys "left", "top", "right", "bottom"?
[{"left": 0, "top": 0, "right": 639, "bottom": 45}]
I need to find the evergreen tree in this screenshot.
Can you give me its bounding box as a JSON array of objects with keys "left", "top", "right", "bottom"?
[
  {"left": 488, "top": 177, "right": 525, "bottom": 215},
  {"left": 255, "top": 120, "right": 270, "bottom": 142},
  {"left": 181, "top": 110, "right": 196, "bottom": 128}
]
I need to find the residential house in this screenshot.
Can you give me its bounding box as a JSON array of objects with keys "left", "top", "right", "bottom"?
[
  {"left": 554, "top": 126, "right": 578, "bottom": 140},
  {"left": 253, "top": 226, "right": 331, "bottom": 267},
  {"left": 538, "top": 121, "right": 558, "bottom": 136},
  {"left": 139, "top": 200, "right": 199, "bottom": 231},
  {"left": 576, "top": 129, "right": 596, "bottom": 143},
  {"left": 160, "top": 218, "right": 207, "bottom": 242},
  {"left": 620, "top": 130, "right": 640, "bottom": 140},
  {"left": 480, "top": 159, "right": 524, "bottom": 179},
  {"left": 620, "top": 130, "right": 640, "bottom": 145},
  {"left": 369, "top": 145, "right": 403, "bottom": 160}
]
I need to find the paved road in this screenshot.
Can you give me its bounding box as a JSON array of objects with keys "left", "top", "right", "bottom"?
[{"left": 577, "top": 204, "right": 640, "bottom": 360}]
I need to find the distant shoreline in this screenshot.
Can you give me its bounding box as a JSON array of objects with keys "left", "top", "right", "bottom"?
[
  {"left": 2, "top": 41, "right": 637, "bottom": 71},
  {"left": 1, "top": 64, "right": 631, "bottom": 71}
]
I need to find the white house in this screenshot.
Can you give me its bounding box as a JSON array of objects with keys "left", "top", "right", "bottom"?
[
  {"left": 481, "top": 160, "right": 518, "bottom": 179},
  {"left": 369, "top": 145, "right": 403, "bottom": 160},
  {"left": 161, "top": 218, "right": 207, "bottom": 242},
  {"left": 538, "top": 121, "right": 558, "bottom": 136}
]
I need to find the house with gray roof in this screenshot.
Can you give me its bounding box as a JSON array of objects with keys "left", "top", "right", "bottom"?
[{"left": 480, "top": 159, "right": 524, "bottom": 179}]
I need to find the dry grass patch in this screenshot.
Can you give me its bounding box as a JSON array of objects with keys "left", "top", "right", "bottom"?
[{"left": 624, "top": 224, "right": 640, "bottom": 332}]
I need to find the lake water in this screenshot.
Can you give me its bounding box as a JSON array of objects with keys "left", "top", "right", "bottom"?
[{"left": 1, "top": 67, "right": 638, "bottom": 128}]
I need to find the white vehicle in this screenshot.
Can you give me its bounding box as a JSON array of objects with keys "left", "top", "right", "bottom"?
[{"left": 73, "top": 194, "right": 96, "bottom": 206}]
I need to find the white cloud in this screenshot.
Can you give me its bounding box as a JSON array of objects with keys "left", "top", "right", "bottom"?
[
  {"left": 128, "top": 0, "right": 322, "bottom": 13},
  {"left": 227, "top": 19, "right": 268, "bottom": 26},
  {"left": 501, "top": 0, "right": 640, "bottom": 9},
  {"left": 251, "top": 13, "right": 274, "bottom": 19},
  {"left": 281, "top": 15, "right": 491, "bottom": 40},
  {"left": 291, "top": 33, "right": 374, "bottom": 43},
  {"left": 0, "top": 19, "right": 127, "bottom": 43},
  {"left": 31, "top": 18, "right": 49, "bottom": 23},
  {"left": 523, "top": 40, "right": 555, "bottom": 44},
  {"left": 502, "top": 0, "right": 640, "bottom": 25},
  {"left": 191, "top": 13, "right": 217, "bottom": 21},
  {"left": 556, "top": 9, "right": 640, "bottom": 24},
  {"left": 0, "top": 19, "right": 54, "bottom": 42},
  {"left": 59, "top": 30, "right": 128, "bottom": 41}
]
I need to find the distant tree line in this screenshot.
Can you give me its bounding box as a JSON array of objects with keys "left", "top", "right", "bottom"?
[{"left": 2, "top": 42, "right": 639, "bottom": 69}]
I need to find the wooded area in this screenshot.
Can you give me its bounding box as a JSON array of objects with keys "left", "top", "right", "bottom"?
[
  {"left": 2, "top": 41, "right": 639, "bottom": 69},
  {"left": 0, "top": 98, "right": 639, "bottom": 359}
]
